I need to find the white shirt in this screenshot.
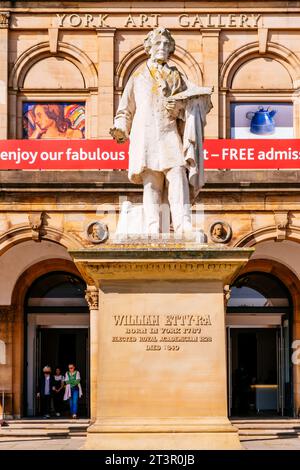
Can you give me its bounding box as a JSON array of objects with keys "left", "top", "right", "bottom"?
[{"left": 44, "top": 375, "right": 50, "bottom": 395}]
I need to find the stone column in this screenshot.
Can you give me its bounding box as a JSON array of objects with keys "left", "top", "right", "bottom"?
[
  {"left": 0, "top": 12, "right": 10, "bottom": 139},
  {"left": 96, "top": 28, "right": 116, "bottom": 138},
  {"left": 85, "top": 285, "right": 99, "bottom": 420},
  {"left": 201, "top": 29, "right": 220, "bottom": 139},
  {"left": 293, "top": 89, "right": 300, "bottom": 139},
  {"left": 0, "top": 306, "right": 14, "bottom": 419}
]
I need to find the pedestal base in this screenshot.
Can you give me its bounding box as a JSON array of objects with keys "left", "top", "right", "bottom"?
[
  {"left": 84, "top": 418, "right": 241, "bottom": 449},
  {"left": 84, "top": 431, "right": 241, "bottom": 450},
  {"left": 70, "top": 243, "right": 253, "bottom": 451}
]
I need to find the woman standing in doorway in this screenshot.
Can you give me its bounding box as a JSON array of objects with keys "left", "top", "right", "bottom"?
[
  {"left": 52, "top": 367, "right": 65, "bottom": 417},
  {"left": 63, "top": 363, "right": 83, "bottom": 419}
]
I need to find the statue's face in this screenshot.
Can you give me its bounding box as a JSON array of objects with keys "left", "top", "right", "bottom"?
[{"left": 149, "top": 35, "right": 171, "bottom": 63}]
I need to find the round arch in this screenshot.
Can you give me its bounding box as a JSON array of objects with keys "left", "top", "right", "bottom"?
[
  {"left": 230, "top": 257, "right": 300, "bottom": 330},
  {"left": 10, "top": 257, "right": 84, "bottom": 417},
  {"left": 9, "top": 41, "right": 98, "bottom": 90},
  {"left": 115, "top": 43, "right": 203, "bottom": 91},
  {"left": 0, "top": 225, "right": 84, "bottom": 258},
  {"left": 220, "top": 41, "right": 300, "bottom": 90},
  {"left": 229, "top": 258, "right": 300, "bottom": 415},
  {"left": 234, "top": 226, "right": 300, "bottom": 248}
]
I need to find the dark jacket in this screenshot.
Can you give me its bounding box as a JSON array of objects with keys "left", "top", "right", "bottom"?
[{"left": 37, "top": 374, "right": 55, "bottom": 396}]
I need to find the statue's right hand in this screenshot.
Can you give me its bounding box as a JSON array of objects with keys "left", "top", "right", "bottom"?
[{"left": 109, "top": 127, "right": 128, "bottom": 144}]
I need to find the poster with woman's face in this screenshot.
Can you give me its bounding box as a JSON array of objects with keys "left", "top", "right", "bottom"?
[{"left": 22, "top": 102, "right": 85, "bottom": 139}]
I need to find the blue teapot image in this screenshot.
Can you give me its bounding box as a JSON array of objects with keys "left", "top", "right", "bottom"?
[{"left": 246, "top": 107, "right": 277, "bottom": 135}]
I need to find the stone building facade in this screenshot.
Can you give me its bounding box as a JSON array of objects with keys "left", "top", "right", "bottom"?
[{"left": 1, "top": 1, "right": 300, "bottom": 420}]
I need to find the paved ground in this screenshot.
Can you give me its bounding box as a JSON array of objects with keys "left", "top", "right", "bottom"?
[
  {"left": 242, "top": 437, "right": 300, "bottom": 450},
  {"left": 0, "top": 436, "right": 300, "bottom": 450},
  {"left": 0, "top": 436, "right": 85, "bottom": 450}
]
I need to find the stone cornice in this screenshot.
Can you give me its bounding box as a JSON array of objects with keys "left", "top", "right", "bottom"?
[
  {"left": 70, "top": 246, "right": 253, "bottom": 260},
  {"left": 3, "top": 2, "right": 300, "bottom": 12},
  {"left": 3, "top": 6, "right": 300, "bottom": 32},
  {"left": 70, "top": 246, "right": 253, "bottom": 283},
  {"left": 1, "top": 170, "right": 300, "bottom": 191}
]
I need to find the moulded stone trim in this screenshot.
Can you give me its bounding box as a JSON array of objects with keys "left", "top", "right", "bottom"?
[
  {"left": 9, "top": 41, "right": 98, "bottom": 90},
  {"left": 86, "top": 261, "right": 235, "bottom": 271},
  {"left": 235, "top": 225, "right": 300, "bottom": 247},
  {"left": 83, "top": 261, "right": 242, "bottom": 282},
  {"left": 115, "top": 43, "right": 203, "bottom": 91},
  {"left": 0, "top": 224, "right": 84, "bottom": 256},
  {"left": 220, "top": 41, "right": 300, "bottom": 90}
]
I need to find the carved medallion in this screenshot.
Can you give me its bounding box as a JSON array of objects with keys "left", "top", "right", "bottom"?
[
  {"left": 209, "top": 221, "right": 232, "bottom": 244},
  {"left": 87, "top": 221, "right": 109, "bottom": 244}
]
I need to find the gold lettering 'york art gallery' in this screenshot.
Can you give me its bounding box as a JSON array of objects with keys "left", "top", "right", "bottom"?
[
  {"left": 56, "top": 13, "right": 262, "bottom": 29},
  {"left": 112, "top": 314, "right": 213, "bottom": 351}
]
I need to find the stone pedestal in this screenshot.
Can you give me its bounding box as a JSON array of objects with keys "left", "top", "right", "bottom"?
[{"left": 70, "top": 243, "right": 253, "bottom": 450}]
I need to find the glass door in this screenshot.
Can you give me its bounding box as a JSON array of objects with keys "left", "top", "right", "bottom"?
[
  {"left": 228, "top": 326, "right": 282, "bottom": 417},
  {"left": 34, "top": 327, "right": 42, "bottom": 416},
  {"left": 227, "top": 327, "right": 232, "bottom": 416},
  {"left": 276, "top": 326, "right": 284, "bottom": 416}
]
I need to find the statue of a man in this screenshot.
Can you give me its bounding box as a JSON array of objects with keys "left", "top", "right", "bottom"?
[{"left": 110, "top": 27, "right": 213, "bottom": 235}]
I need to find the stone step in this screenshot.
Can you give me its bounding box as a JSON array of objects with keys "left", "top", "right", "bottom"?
[
  {"left": 235, "top": 424, "right": 300, "bottom": 430},
  {"left": 7, "top": 419, "right": 90, "bottom": 424},
  {"left": 231, "top": 419, "right": 300, "bottom": 440},
  {"left": 230, "top": 418, "right": 300, "bottom": 426},
  {"left": 0, "top": 420, "right": 89, "bottom": 438},
  {"left": 0, "top": 436, "right": 53, "bottom": 443},
  {"left": 5, "top": 423, "right": 88, "bottom": 429},
  {"left": 239, "top": 435, "right": 292, "bottom": 442},
  {"left": 238, "top": 429, "right": 298, "bottom": 435},
  {"left": 0, "top": 429, "right": 69, "bottom": 438}
]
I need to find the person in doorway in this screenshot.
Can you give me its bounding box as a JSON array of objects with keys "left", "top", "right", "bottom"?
[
  {"left": 63, "top": 363, "right": 83, "bottom": 419},
  {"left": 37, "top": 365, "right": 55, "bottom": 418},
  {"left": 52, "top": 367, "right": 65, "bottom": 417},
  {"left": 234, "top": 365, "right": 251, "bottom": 414}
]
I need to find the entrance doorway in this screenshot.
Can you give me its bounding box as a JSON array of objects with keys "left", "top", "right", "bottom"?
[
  {"left": 229, "top": 327, "right": 280, "bottom": 416},
  {"left": 36, "top": 328, "right": 89, "bottom": 417},
  {"left": 227, "top": 272, "right": 293, "bottom": 417},
  {"left": 24, "top": 271, "right": 89, "bottom": 417}
]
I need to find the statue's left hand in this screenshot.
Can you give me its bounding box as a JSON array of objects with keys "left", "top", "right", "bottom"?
[{"left": 164, "top": 98, "right": 182, "bottom": 118}]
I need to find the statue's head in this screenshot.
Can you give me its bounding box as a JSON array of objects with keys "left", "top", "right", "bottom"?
[{"left": 144, "top": 27, "right": 175, "bottom": 63}]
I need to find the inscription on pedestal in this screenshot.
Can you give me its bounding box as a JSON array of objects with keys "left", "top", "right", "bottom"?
[{"left": 112, "top": 314, "right": 213, "bottom": 351}]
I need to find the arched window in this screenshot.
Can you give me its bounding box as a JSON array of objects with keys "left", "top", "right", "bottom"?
[
  {"left": 227, "top": 272, "right": 291, "bottom": 311},
  {"left": 26, "top": 271, "right": 87, "bottom": 312}
]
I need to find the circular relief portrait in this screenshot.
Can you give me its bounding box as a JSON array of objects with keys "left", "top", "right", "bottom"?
[
  {"left": 209, "top": 221, "right": 232, "bottom": 244},
  {"left": 87, "top": 221, "right": 109, "bottom": 244}
]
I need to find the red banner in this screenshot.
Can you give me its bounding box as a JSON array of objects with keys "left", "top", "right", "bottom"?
[{"left": 0, "top": 139, "right": 300, "bottom": 170}]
